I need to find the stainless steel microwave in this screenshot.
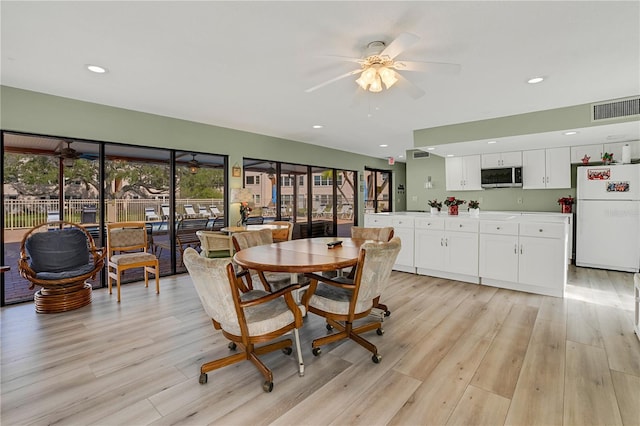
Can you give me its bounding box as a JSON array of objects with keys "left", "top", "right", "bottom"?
[{"left": 481, "top": 167, "right": 523, "bottom": 188}]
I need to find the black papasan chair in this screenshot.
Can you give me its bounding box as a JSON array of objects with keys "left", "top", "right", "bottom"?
[{"left": 18, "top": 221, "right": 106, "bottom": 314}]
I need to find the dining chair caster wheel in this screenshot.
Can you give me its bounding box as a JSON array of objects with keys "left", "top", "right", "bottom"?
[
  {"left": 228, "top": 342, "right": 237, "bottom": 350},
  {"left": 199, "top": 373, "right": 208, "bottom": 384},
  {"left": 312, "top": 347, "right": 322, "bottom": 356},
  {"left": 372, "top": 354, "right": 382, "bottom": 364},
  {"left": 263, "top": 380, "right": 274, "bottom": 392},
  {"left": 376, "top": 328, "right": 384, "bottom": 336},
  {"left": 326, "top": 324, "right": 333, "bottom": 331},
  {"left": 384, "top": 310, "right": 391, "bottom": 317},
  {"left": 282, "top": 346, "right": 293, "bottom": 355}
]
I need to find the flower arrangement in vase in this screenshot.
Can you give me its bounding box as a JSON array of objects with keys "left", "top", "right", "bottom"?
[
  {"left": 601, "top": 152, "right": 614, "bottom": 165},
  {"left": 239, "top": 202, "right": 252, "bottom": 226},
  {"left": 468, "top": 200, "right": 480, "bottom": 216},
  {"left": 427, "top": 199, "right": 442, "bottom": 215},
  {"left": 557, "top": 195, "right": 575, "bottom": 214},
  {"left": 443, "top": 197, "right": 465, "bottom": 215}
]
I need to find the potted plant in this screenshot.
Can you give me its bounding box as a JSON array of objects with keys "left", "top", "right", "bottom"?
[
  {"left": 602, "top": 152, "right": 614, "bottom": 165},
  {"left": 468, "top": 200, "right": 480, "bottom": 217},
  {"left": 557, "top": 195, "right": 575, "bottom": 214},
  {"left": 239, "top": 201, "right": 252, "bottom": 226},
  {"left": 427, "top": 199, "right": 442, "bottom": 215},
  {"left": 443, "top": 197, "right": 465, "bottom": 215}
]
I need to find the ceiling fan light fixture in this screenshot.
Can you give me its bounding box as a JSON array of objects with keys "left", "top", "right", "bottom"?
[
  {"left": 379, "top": 67, "right": 398, "bottom": 89},
  {"left": 369, "top": 75, "right": 383, "bottom": 92},
  {"left": 355, "top": 75, "right": 369, "bottom": 90},
  {"left": 188, "top": 153, "right": 200, "bottom": 174}
]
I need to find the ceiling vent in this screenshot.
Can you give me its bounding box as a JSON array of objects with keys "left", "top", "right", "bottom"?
[
  {"left": 413, "top": 150, "right": 431, "bottom": 159},
  {"left": 591, "top": 96, "right": 640, "bottom": 122}
]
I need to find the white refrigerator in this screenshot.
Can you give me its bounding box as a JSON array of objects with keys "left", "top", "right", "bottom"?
[{"left": 576, "top": 164, "right": 640, "bottom": 272}]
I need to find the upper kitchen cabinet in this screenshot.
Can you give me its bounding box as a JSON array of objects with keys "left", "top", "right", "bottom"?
[
  {"left": 445, "top": 155, "right": 482, "bottom": 191},
  {"left": 570, "top": 144, "right": 603, "bottom": 164},
  {"left": 522, "top": 147, "right": 571, "bottom": 189},
  {"left": 481, "top": 151, "right": 522, "bottom": 168}
]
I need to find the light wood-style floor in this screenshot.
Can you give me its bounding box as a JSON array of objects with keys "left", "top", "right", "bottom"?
[{"left": 2, "top": 266, "right": 639, "bottom": 425}]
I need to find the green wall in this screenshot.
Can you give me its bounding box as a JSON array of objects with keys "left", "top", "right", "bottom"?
[{"left": 1, "top": 86, "right": 406, "bottom": 223}]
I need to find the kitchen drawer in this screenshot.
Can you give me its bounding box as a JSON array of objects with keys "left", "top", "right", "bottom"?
[
  {"left": 364, "top": 214, "right": 392, "bottom": 227},
  {"left": 392, "top": 217, "right": 414, "bottom": 229},
  {"left": 415, "top": 217, "right": 445, "bottom": 230},
  {"left": 480, "top": 221, "right": 519, "bottom": 235},
  {"left": 519, "top": 222, "right": 565, "bottom": 239},
  {"left": 445, "top": 218, "right": 479, "bottom": 233}
]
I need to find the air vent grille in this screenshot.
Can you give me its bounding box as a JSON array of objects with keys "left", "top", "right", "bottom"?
[
  {"left": 592, "top": 96, "right": 640, "bottom": 121},
  {"left": 413, "top": 150, "right": 431, "bottom": 159}
]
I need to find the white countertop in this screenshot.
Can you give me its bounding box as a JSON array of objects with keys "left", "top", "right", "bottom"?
[{"left": 368, "top": 211, "right": 571, "bottom": 223}]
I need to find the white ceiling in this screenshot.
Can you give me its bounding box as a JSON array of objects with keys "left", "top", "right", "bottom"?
[{"left": 2, "top": 1, "right": 639, "bottom": 162}]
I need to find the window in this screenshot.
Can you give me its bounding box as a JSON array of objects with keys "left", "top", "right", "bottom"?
[
  {"left": 281, "top": 176, "right": 293, "bottom": 186},
  {"left": 253, "top": 194, "right": 261, "bottom": 205},
  {"left": 313, "top": 175, "right": 342, "bottom": 186}
]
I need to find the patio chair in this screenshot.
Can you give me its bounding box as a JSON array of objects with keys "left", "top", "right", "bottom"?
[
  {"left": 19, "top": 221, "right": 106, "bottom": 313},
  {"left": 339, "top": 205, "right": 353, "bottom": 220},
  {"left": 183, "top": 248, "right": 304, "bottom": 392},
  {"left": 145, "top": 207, "right": 160, "bottom": 221},
  {"left": 322, "top": 206, "right": 333, "bottom": 218},
  {"left": 184, "top": 204, "right": 197, "bottom": 218},
  {"left": 198, "top": 205, "right": 210, "bottom": 218},
  {"left": 106, "top": 221, "right": 160, "bottom": 302},
  {"left": 161, "top": 204, "right": 171, "bottom": 219},
  {"left": 47, "top": 210, "right": 60, "bottom": 222},
  {"left": 210, "top": 205, "right": 222, "bottom": 217}
]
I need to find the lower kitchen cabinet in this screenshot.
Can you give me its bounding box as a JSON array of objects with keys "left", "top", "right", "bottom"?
[{"left": 415, "top": 217, "right": 479, "bottom": 283}]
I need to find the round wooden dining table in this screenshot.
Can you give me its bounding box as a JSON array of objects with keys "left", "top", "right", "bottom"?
[{"left": 233, "top": 237, "right": 365, "bottom": 278}]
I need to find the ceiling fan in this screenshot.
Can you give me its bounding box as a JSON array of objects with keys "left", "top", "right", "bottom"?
[
  {"left": 305, "top": 33, "right": 461, "bottom": 99},
  {"left": 56, "top": 140, "right": 80, "bottom": 167}
]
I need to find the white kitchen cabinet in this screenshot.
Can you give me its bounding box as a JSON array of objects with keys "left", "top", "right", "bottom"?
[
  {"left": 479, "top": 221, "right": 519, "bottom": 282},
  {"left": 570, "top": 144, "right": 603, "bottom": 164},
  {"left": 481, "top": 151, "right": 522, "bottom": 168},
  {"left": 391, "top": 216, "right": 415, "bottom": 273},
  {"left": 445, "top": 155, "right": 482, "bottom": 191},
  {"left": 480, "top": 220, "right": 567, "bottom": 297},
  {"left": 603, "top": 140, "right": 640, "bottom": 162},
  {"left": 364, "top": 214, "right": 392, "bottom": 227},
  {"left": 522, "top": 147, "right": 570, "bottom": 189},
  {"left": 415, "top": 217, "right": 479, "bottom": 283}
]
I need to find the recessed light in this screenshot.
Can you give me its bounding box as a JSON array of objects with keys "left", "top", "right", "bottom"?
[
  {"left": 426, "top": 147, "right": 435, "bottom": 151},
  {"left": 398, "top": 154, "right": 404, "bottom": 158},
  {"left": 527, "top": 77, "right": 544, "bottom": 84},
  {"left": 87, "top": 64, "right": 107, "bottom": 73},
  {"left": 563, "top": 131, "right": 578, "bottom": 136},
  {"left": 312, "top": 125, "right": 323, "bottom": 129},
  {"left": 379, "top": 144, "right": 388, "bottom": 148},
  {"left": 446, "top": 154, "right": 454, "bottom": 157},
  {"left": 487, "top": 140, "right": 497, "bottom": 144}
]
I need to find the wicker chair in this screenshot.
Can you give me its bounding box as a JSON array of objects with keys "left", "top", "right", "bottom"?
[{"left": 18, "top": 221, "right": 106, "bottom": 313}]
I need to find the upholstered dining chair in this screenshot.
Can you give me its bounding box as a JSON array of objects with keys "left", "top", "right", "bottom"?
[
  {"left": 350, "top": 226, "right": 394, "bottom": 317},
  {"left": 269, "top": 221, "right": 293, "bottom": 242},
  {"left": 232, "top": 229, "right": 309, "bottom": 292},
  {"left": 301, "top": 237, "right": 401, "bottom": 363},
  {"left": 106, "top": 221, "right": 160, "bottom": 302},
  {"left": 183, "top": 248, "right": 304, "bottom": 392}
]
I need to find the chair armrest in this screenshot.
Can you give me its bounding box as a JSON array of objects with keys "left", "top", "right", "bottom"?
[
  {"left": 304, "top": 272, "right": 355, "bottom": 289},
  {"left": 239, "top": 283, "right": 301, "bottom": 308}
]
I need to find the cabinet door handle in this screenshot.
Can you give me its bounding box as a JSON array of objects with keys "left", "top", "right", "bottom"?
[
  {"left": 445, "top": 238, "right": 448, "bottom": 247},
  {"left": 520, "top": 245, "right": 523, "bottom": 254},
  {"left": 496, "top": 226, "right": 501, "bottom": 230},
  {"left": 514, "top": 244, "right": 517, "bottom": 254},
  {"left": 459, "top": 224, "right": 463, "bottom": 228},
  {"left": 440, "top": 238, "right": 443, "bottom": 246},
  {"left": 539, "top": 228, "right": 543, "bottom": 233}
]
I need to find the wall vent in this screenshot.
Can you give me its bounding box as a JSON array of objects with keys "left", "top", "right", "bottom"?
[
  {"left": 413, "top": 150, "right": 431, "bottom": 159},
  {"left": 592, "top": 96, "right": 640, "bottom": 121}
]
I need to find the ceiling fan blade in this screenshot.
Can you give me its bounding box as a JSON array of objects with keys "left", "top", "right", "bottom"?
[
  {"left": 395, "top": 73, "right": 426, "bottom": 100},
  {"left": 381, "top": 32, "right": 420, "bottom": 59},
  {"left": 320, "top": 55, "right": 365, "bottom": 64},
  {"left": 394, "top": 60, "right": 461, "bottom": 74},
  {"left": 305, "top": 68, "right": 363, "bottom": 93}
]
